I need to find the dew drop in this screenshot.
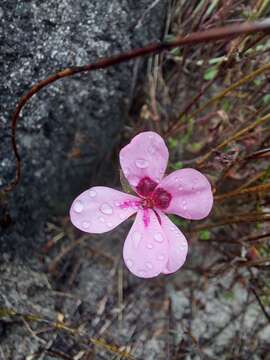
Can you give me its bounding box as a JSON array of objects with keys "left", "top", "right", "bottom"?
[
  {"left": 170, "top": 226, "right": 175, "bottom": 231},
  {"left": 178, "top": 185, "right": 183, "bottom": 191},
  {"left": 74, "top": 201, "right": 84, "bottom": 213},
  {"left": 148, "top": 145, "right": 156, "bottom": 155},
  {"left": 146, "top": 243, "right": 153, "bottom": 249},
  {"left": 132, "top": 231, "right": 142, "bottom": 248},
  {"left": 135, "top": 159, "right": 149, "bottom": 169},
  {"left": 89, "top": 190, "right": 96, "bottom": 198},
  {"left": 115, "top": 201, "right": 120, "bottom": 206},
  {"left": 174, "top": 177, "right": 179, "bottom": 182},
  {"left": 126, "top": 259, "right": 133, "bottom": 267},
  {"left": 82, "top": 221, "right": 90, "bottom": 229},
  {"left": 154, "top": 233, "right": 164, "bottom": 243},
  {"left": 139, "top": 270, "right": 146, "bottom": 277},
  {"left": 107, "top": 222, "right": 113, "bottom": 228},
  {"left": 100, "top": 203, "right": 113, "bottom": 215},
  {"left": 99, "top": 216, "right": 105, "bottom": 223},
  {"left": 119, "top": 213, "right": 126, "bottom": 220},
  {"left": 182, "top": 200, "right": 187, "bottom": 210},
  {"left": 146, "top": 262, "right": 153, "bottom": 269},
  {"left": 157, "top": 254, "right": 165, "bottom": 261}
]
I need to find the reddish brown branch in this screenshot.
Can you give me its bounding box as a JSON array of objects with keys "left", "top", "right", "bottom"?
[{"left": 3, "top": 19, "right": 270, "bottom": 192}]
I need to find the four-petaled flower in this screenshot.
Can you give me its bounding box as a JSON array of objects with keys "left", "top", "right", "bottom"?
[{"left": 70, "top": 132, "right": 213, "bottom": 278}]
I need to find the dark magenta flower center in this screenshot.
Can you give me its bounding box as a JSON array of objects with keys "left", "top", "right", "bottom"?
[
  {"left": 136, "top": 176, "right": 172, "bottom": 210},
  {"left": 136, "top": 176, "right": 158, "bottom": 197},
  {"left": 151, "top": 188, "right": 172, "bottom": 209}
]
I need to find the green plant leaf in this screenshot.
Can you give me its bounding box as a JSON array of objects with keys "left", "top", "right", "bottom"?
[
  {"left": 199, "top": 230, "right": 211, "bottom": 240},
  {"left": 171, "top": 161, "right": 183, "bottom": 170},
  {"left": 168, "top": 137, "right": 178, "bottom": 149},
  {"left": 204, "top": 66, "right": 218, "bottom": 81},
  {"left": 119, "top": 169, "right": 135, "bottom": 194},
  {"left": 263, "top": 94, "right": 270, "bottom": 104}
]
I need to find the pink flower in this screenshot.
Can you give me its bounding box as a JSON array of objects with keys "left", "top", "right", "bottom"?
[{"left": 70, "top": 132, "right": 213, "bottom": 278}]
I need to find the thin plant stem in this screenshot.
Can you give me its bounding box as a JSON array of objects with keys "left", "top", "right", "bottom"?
[
  {"left": 197, "top": 112, "right": 270, "bottom": 165},
  {"left": 2, "top": 20, "right": 270, "bottom": 193},
  {"left": 215, "top": 182, "right": 270, "bottom": 202}
]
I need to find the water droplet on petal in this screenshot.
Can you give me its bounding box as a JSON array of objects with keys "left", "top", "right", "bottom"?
[
  {"left": 148, "top": 145, "right": 156, "bottom": 155},
  {"left": 89, "top": 190, "right": 96, "bottom": 198},
  {"left": 146, "top": 262, "right": 153, "bottom": 269},
  {"left": 182, "top": 200, "right": 187, "bottom": 210},
  {"left": 119, "top": 213, "right": 126, "bottom": 220},
  {"left": 115, "top": 201, "right": 120, "bottom": 206},
  {"left": 139, "top": 270, "right": 146, "bottom": 277},
  {"left": 135, "top": 159, "right": 149, "bottom": 169},
  {"left": 157, "top": 254, "right": 165, "bottom": 261},
  {"left": 99, "top": 216, "right": 105, "bottom": 223},
  {"left": 154, "top": 233, "right": 164, "bottom": 243},
  {"left": 107, "top": 222, "right": 113, "bottom": 228},
  {"left": 74, "top": 201, "right": 84, "bottom": 213},
  {"left": 146, "top": 243, "right": 153, "bottom": 249},
  {"left": 100, "top": 203, "right": 113, "bottom": 215},
  {"left": 132, "top": 231, "right": 142, "bottom": 248},
  {"left": 170, "top": 226, "right": 175, "bottom": 231},
  {"left": 178, "top": 185, "right": 183, "bottom": 191},
  {"left": 82, "top": 221, "right": 90, "bottom": 229},
  {"left": 126, "top": 259, "right": 133, "bottom": 267}
]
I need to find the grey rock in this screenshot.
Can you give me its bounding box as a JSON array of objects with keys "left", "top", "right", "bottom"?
[
  {"left": 0, "top": 0, "right": 167, "bottom": 257},
  {"left": 0, "top": 261, "right": 57, "bottom": 359},
  {"left": 0, "top": 2, "right": 167, "bottom": 357}
]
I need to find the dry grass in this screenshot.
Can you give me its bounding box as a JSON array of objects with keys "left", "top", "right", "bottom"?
[{"left": 1, "top": 1, "right": 270, "bottom": 359}]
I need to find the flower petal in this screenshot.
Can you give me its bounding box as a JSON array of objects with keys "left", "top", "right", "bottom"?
[
  {"left": 70, "top": 187, "right": 140, "bottom": 233},
  {"left": 157, "top": 211, "right": 188, "bottom": 274},
  {"left": 157, "top": 168, "right": 213, "bottom": 220},
  {"left": 123, "top": 209, "right": 169, "bottom": 278},
  {"left": 119, "top": 131, "right": 169, "bottom": 190}
]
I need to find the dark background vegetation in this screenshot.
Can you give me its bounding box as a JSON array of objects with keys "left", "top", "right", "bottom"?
[{"left": 1, "top": 0, "right": 270, "bottom": 359}]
